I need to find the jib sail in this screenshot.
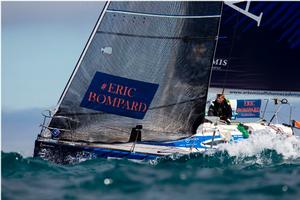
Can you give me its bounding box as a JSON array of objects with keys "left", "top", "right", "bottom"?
[{"left": 46, "top": 1, "right": 222, "bottom": 142}]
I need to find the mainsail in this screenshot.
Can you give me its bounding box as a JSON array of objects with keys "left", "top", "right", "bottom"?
[
  {"left": 47, "top": 1, "right": 222, "bottom": 142},
  {"left": 211, "top": 1, "right": 300, "bottom": 97}
]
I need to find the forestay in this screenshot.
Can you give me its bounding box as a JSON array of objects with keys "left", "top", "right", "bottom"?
[{"left": 47, "top": 2, "right": 223, "bottom": 142}]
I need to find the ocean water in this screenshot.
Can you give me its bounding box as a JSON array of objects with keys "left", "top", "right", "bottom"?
[
  {"left": 3, "top": 132, "right": 300, "bottom": 200},
  {"left": 2, "top": 98, "right": 300, "bottom": 200}
]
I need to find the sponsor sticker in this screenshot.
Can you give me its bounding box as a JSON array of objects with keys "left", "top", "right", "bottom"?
[
  {"left": 236, "top": 99, "right": 261, "bottom": 118},
  {"left": 80, "top": 72, "right": 159, "bottom": 119}
]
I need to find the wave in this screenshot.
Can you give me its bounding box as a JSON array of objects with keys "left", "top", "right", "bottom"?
[
  {"left": 153, "top": 130, "right": 300, "bottom": 167},
  {"left": 3, "top": 149, "right": 300, "bottom": 200},
  {"left": 217, "top": 130, "right": 300, "bottom": 159},
  {"left": 3, "top": 131, "right": 300, "bottom": 200}
]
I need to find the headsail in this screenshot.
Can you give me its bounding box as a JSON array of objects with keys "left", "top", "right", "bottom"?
[
  {"left": 47, "top": 1, "right": 222, "bottom": 142},
  {"left": 211, "top": 1, "right": 300, "bottom": 97}
]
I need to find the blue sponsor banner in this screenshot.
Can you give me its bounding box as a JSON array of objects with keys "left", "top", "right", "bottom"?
[
  {"left": 236, "top": 99, "right": 261, "bottom": 118},
  {"left": 80, "top": 72, "right": 159, "bottom": 119}
]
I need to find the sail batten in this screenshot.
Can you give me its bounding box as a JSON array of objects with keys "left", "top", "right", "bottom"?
[
  {"left": 106, "top": 9, "right": 221, "bottom": 19},
  {"left": 96, "top": 31, "right": 217, "bottom": 40}
]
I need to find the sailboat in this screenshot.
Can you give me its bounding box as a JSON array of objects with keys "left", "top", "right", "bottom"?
[{"left": 33, "top": 1, "right": 299, "bottom": 163}]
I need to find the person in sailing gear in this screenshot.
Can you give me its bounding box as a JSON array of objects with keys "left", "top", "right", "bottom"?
[{"left": 208, "top": 94, "right": 232, "bottom": 124}]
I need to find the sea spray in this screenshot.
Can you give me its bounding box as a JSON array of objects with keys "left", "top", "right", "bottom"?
[{"left": 217, "top": 130, "right": 300, "bottom": 159}]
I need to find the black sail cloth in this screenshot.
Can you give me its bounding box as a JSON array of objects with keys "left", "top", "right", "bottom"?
[{"left": 47, "top": 2, "right": 222, "bottom": 142}]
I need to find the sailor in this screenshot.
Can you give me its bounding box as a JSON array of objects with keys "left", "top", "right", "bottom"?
[{"left": 208, "top": 94, "right": 232, "bottom": 124}]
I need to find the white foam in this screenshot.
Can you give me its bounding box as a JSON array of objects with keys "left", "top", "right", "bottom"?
[{"left": 217, "top": 130, "right": 300, "bottom": 159}]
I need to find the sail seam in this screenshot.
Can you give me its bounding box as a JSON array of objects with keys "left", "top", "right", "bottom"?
[
  {"left": 96, "top": 31, "right": 217, "bottom": 40},
  {"left": 57, "top": 97, "right": 205, "bottom": 116},
  {"left": 106, "top": 9, "right": 221, "bottom": 18}
]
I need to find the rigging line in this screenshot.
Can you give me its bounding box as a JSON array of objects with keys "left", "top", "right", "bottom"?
[
  {"left": 96, "top": 31, "right": 217, "bottom": 40},
  {"left": 221, "top": 11, "right": 241, "bottom": 94},
  {"left": 207, "top": 2, "right": 224, "bottom": 95},
  {"left": 107, "top": 9, "right": 221, "bottom": 19}
]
